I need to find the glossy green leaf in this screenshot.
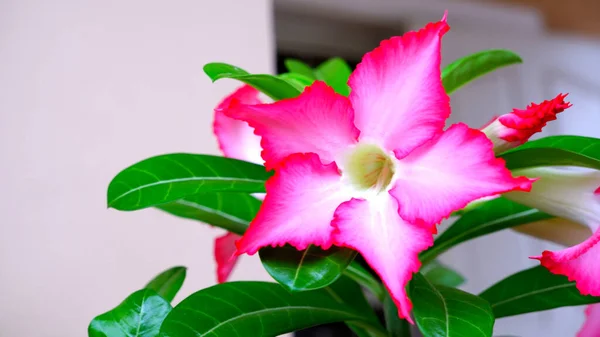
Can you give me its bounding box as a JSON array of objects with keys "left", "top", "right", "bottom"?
[
  {"left": 344, "top": 261, "right": 386, "bottom": 302},
  {"left": 411, "top": 273, "right": 494, "bottom": 337},
  {"left": 442, "top": 49, "right": 522, "bottom": 95},
  {"left": 203, "top": 62, "right": 301, "bottom": 100},
  {"left": 479, "top": 266, "right": 600, "bottom": 318},
  {"left": 107, "top": 154, "right": 270, "bottom": 211},
  {"left": 421, "top": 197, "right": 552, "bottom": 264},
  {"left": 259, "top": 245, "right": 357, "bottom": 291},
  {"left": 144, "top": 266, "right": 186, "bottom": 303},
  {"left": 89, "top": 289, "right": 171, "bottom": 337},
  {"left": 422, "top": 260, "right": 465, "bottom": 288},
  {"left": 384, "top": 293, "right": 412, "bottom": 337},
  {"left": 284, "top": 59, "right": 317, "bottom": 79},
  {"left": 315, "top": 57, "right": 352, "bottom": 96},
  {"left": 500, "top": 135, "right": 600, "bottom": 170},
  {"left": 279, "top": 72, "right": 315, "bottom": 91},
  {"left": 156, "top": 192, "right": 260, "bottom": 235},
  {"left": 159, "top": 281, "right": 386, "bottom": 337},
  {"left": 327, "top": 276, "right": 386, "bottom": 337}
]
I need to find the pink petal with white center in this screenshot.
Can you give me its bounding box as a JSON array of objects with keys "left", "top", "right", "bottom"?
[
  {"left": 214, "top": 232, "right": 241, "bottom": 283},
  {"left": 213, "top": 85, "right": 263, "bottom": 164},
  {"left": 578, "top": 304, "right": 600, "bottom": 337},
  {"left": 348, "top": 15, "right": 450, "bottom": 157},
  {"left": 391, "top": 123, "right": 532, "bottom": 230},
  {"left": 332, "top": 196, "right": 434, "bottom": 321},
  {"left": 223, "top": 81, "right": 359, "bottom": 170},
  {"left": 533, "top": 227, "right": 600, "bottom": 296},
  {"left": 235, "top": 153, "right": 350, "bottom": 255}
]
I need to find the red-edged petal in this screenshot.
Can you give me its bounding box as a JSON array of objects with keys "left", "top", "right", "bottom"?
[
  {"left": 533, "top": 227, "right": 600, "bottom": 296},
  {"left": 236, "top": 153, "right": 350, "bottom": 254},
  {"left": 224, "top": 82, "right": 359, "bottom": 170},
  {"left": 332, "top": 195, "right": 433, "bottom": 321},
  {"left": 214, "top": 232, "right": 241, "bottom": 283},
  {"left": 348, "top": 15, "right": 450, "bottom": 157},
  {"left": 578, "top": 304, "right": 600, "bottom": 337},
  {"left": 213, "top": 85, "right": 263, "bottom": 164},
  {"left": 391, "top": 123, "right": 532, "bottom": 229}
]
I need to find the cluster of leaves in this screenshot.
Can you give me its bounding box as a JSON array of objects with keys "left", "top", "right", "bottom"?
[{"left": 90, "top": 50, "right": 600, "bottom": 337}]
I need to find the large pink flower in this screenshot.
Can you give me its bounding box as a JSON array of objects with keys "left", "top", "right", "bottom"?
[
  {"left": 224, "top": 15, "right": 532, "bottom": 320},
  {"left": 212, "top": 85, "right": 263, "bottom": 283}
]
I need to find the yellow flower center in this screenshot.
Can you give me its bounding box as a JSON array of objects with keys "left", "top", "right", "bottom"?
[{"left": 344, "top": 143, "right": 395, "bottom": 193}]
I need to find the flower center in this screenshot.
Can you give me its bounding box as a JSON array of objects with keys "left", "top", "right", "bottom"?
[{"left": 344, "top": 143, "right": 395, "bottom": 192}]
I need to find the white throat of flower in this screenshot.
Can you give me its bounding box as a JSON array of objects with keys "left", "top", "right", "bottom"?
[{"left": 341, "top": 143, "right": 398, "bottom": 198}]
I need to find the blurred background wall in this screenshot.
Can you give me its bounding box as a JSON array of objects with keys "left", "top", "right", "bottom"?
[{"left": 1, "top": 0, "right": 599, "bottom": 336}]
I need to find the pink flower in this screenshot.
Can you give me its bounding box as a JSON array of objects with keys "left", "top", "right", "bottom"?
[
  {"left": 578, "top": 304, "right": 600, "bottom": 337},
  {"left": 481, "top": 94, "right": 572, "bottom": 153},
  {"left": 223, "top": 15, "right": 532, "bottom": 320},
  {"left": 505, "top": 167, "right": 600, "bottom": 297},
  {"left": 212, "top": 85, "right": 264, "bottom": 283}
]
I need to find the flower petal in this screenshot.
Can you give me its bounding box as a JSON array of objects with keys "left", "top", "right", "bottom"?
[
  {"left": 331, "top": 195, "right": 433, "bottom": 321},
  {"left": 348, "top": 16, "right": 450, "bottom": 157},
  {"left": 213, "top": 85, "right": 263, "bottom": 164},
  {"left": 214, "top": 232, "right": 241, "bottom": 283},
  {"left": 533, "top": 227, "right": 600, "bottom": 296},
  {"left": 224, "top": 81, "right": 359, "bottom": 170},
  {"left": 391, "top": 123, "right": 532, "bottom": 229},
  {"left": 578, "top": 304, "right": 600, "bottom": 337},
  {"left": 236, "top": 153, "right": 350, "bottom": 255}
]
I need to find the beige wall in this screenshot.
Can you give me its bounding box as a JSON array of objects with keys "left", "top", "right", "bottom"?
[{"left": 0, "top": 0, "right": 274, "bottom": 335}]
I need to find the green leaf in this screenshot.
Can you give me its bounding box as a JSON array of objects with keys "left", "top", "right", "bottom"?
[
  {"left": 315, "top": 58, "right": 352, "bottom": 96},
  {"left": 384, "top": 292, "right": 412, "bottom": 337},
  {"left": 326, "top": 276, "right": 386, "bottom": 337},
  {"left": 344, "top": 261, "right": 386, "bottom": 302},
  {"left": 259, "top": 245, "right": 357, "bottom": 291},
  {"left": 479, "top": 266, "right": 600, "bottom": 318},
  {"left": 156, "top": 192, "right": 260, "bottom": 235},
  {"left": 159, "top": 281, "right": 386, "bottom": 337},
  {"left": 411, "top": 273, "right": 494, "bottom": 337},
  {"left": 107, "top": 154, "right": 270, "bottom": 211},
  {"left": 442, "top": 49, "right": 522, "bottom": 95},
  {"left": 144, "top": 266, "right": 186, "bottom": 303},
  {"left": 420, "top": 197, "right": 551, "bottom": 264},
  {"left": 88, "top": 289, "right": 171, "bottom": 337},
  {"left": 284, "top": 59, "right": 317, "bottom": 79},
  {"left": 422, "top": 260, "right": 465, "bottom": 288},
  {"left": 500, "top": 135, "right": 600, "bottom": 170},
  {"left": 278, "top": 72, "right": 315, "bottom": 91},
  {"left": 203, "top": 62, "right": 301, "bottom": 100}
]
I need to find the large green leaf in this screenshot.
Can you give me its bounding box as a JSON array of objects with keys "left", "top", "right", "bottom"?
[
  {"left": 420, "top": 197, "right": 552, "bottom": 264},
  {"left": 422, "top": 260, "right": 465, "bottom": 288},
  {"left": 144, "top": 266, "right": 186, "bottom": 303},
  {"left": 344, "top": 261, "right": 386, "bottom": 302},
  {"left": 315, "top": 58, "right": 352, "bottom": 96},
  {"left": 500, "top": 135, "right": 600, "bottom": 170},
  {"left": 278, "top": 72, "right": 315, "bottom": 91},
  {"left": 442, "top": 49, "right": 522, "bottom": 95},
  {"left": 159, "top": 281, "right": 386, "bottom": 337},
  {"left": 284, "top": 59, "right": 316, "bottom": 79},
  {"left": 156, "top": 192, "right": 260, "bottom": 235},
  {"left": 259, "top": 245, "right": 357, "bottom": 291},
  {"left": 411, "top": 273, "right": 494, "bottom": 337},
  {"left": 203, "top": 62, "right": 301, "bottom": 100},
  {"left": 479, "top": 266, "right": 600, "bottom": 318},
  {"left": 384, "top": 293, "right": 412, "bottom": 337},
  {"left": 89, "top": 289, "right": 171, "bottom": 337},
  {"left": 107, "top": 154, "right": 270, "bottom": 211}
]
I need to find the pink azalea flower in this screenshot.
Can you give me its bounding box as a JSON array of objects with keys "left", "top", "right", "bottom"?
[
  {"left": 505, "top": 167, "right": 600, "bottom": 297},
  {"left": 481, "top": 94, "right": 572, "bottom": 153},
  {"left": 212, "top": 85, "right": 264, "bottom": 283},
  {"left": 222, "top": 15, "right": 532, "bottom": 320},
  {"left": 578, "top": 304, "right": 600, "bottom": 337}
]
